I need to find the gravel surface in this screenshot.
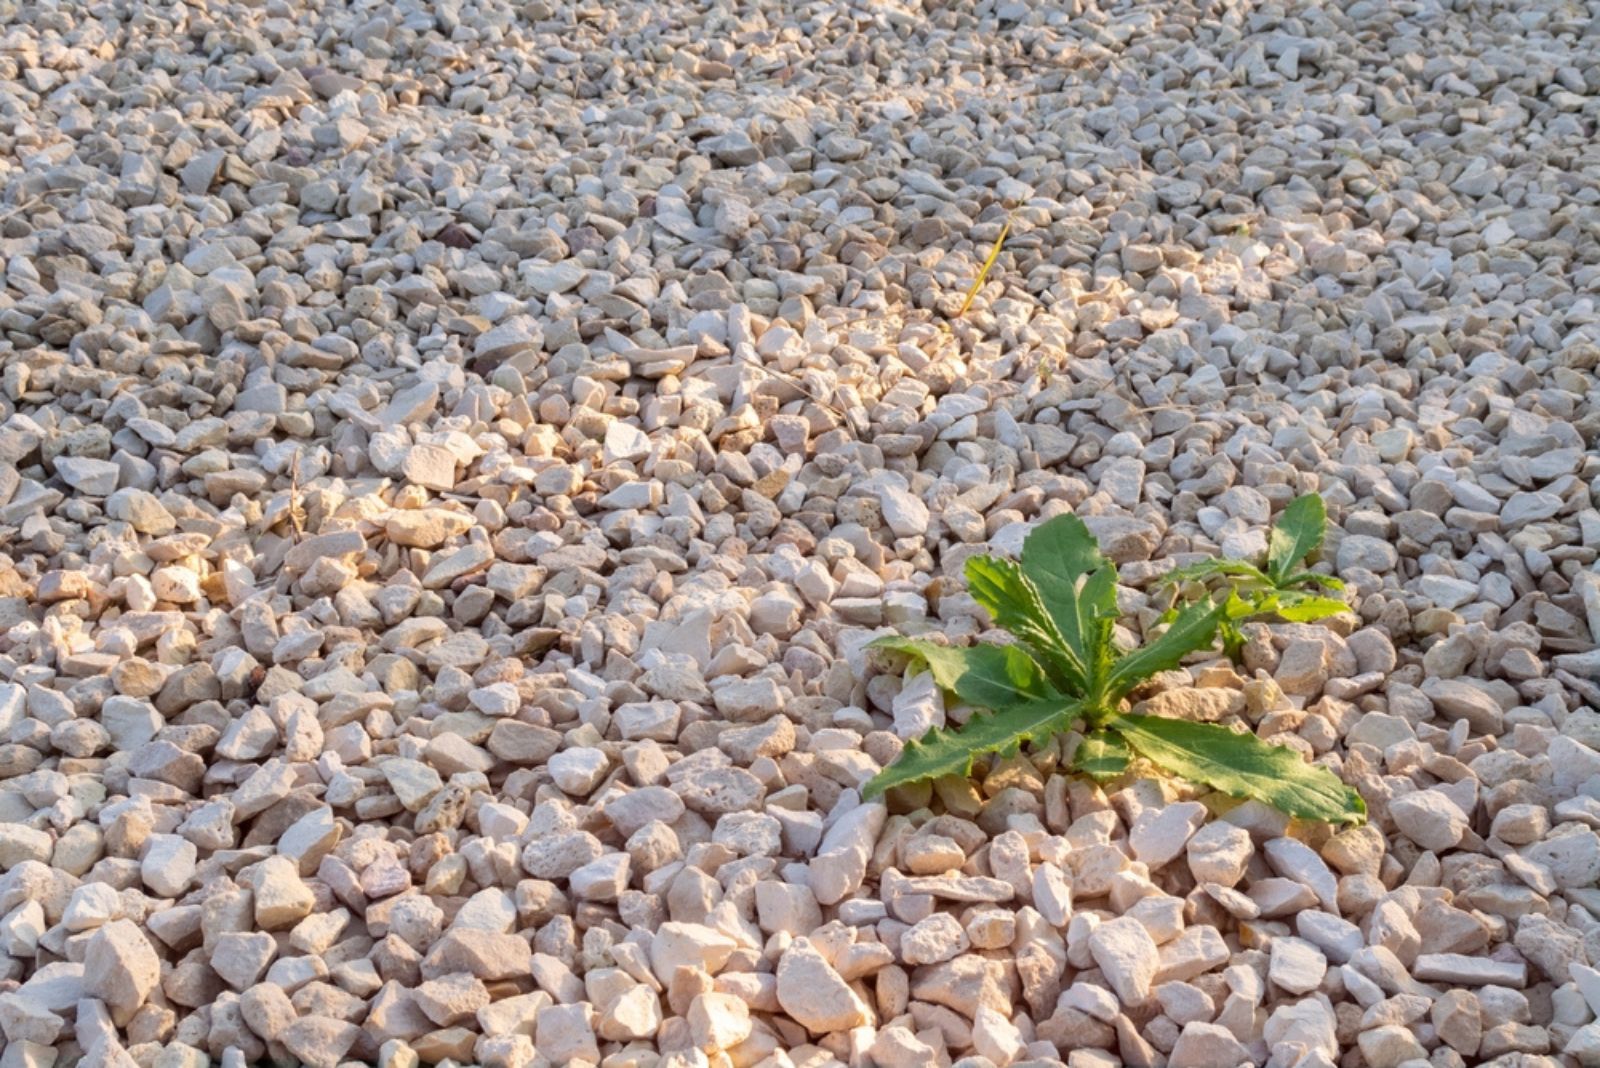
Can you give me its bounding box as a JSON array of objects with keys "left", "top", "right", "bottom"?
[{"left": 2, "top": 0, "right": 1600, "bottom": 1066}]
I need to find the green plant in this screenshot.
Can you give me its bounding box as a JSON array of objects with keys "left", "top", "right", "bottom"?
[
  {"left": 864, "top": 507, "right": 1366, "bottom": 826},
  {"left": 1161, "top": 493, "right": 1350, "bottom": 658}
]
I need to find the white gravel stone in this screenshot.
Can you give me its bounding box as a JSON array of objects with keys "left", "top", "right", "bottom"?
[
  {"left": 140, "top": 834, "right": 197, "bottom": 898},
  {"left": 1263, "top": 838, "right": 1340, "bottom": 914},
  {"left": 547, "top": 748, "right": 610, "bottom": 795},
  {"left": 1186, "top": 821, "right": 1253, "bottom": 888},
  {"left": 1130, "top": 801, "right": 1208, "bottom": 869},
  {"left": 650, "top": 923, "right": 736, "bottom": 984},
  {"left": 776, "top": 938, "right": 871, "bottom": 1032},
  {"left": 82, "top": 920, "right": 160, "bottom": 1015},
  {"left": 53, "top": 457, "right": 120, "bottom": 495},
  {"left": 879, "top": 485, "right": 930, "bottom": 537},
  {"left": 1268, "top": 936, "right": 1328, "bottom": 995},
  {"left": 687, "top": 991, "right": 751, "bottom": 1052},
  {"left": 1414, "top": 953, "right": 1527, "bottom": 987},
  {"left": 1088, "top": 917, "right": 1160, "bottom": 1007},
  {"left": 1389, "top": 790, "right": 1469, "bottom": 851},
  {"left": 902, "top": 912, "right": 970, "bottom": 965},
  {"left": 4, "top": 1, "right": 1598, "bottom": 1064},
  {"left": 1169, "top": 1021, "right": 1251, "bottom": 1068}
]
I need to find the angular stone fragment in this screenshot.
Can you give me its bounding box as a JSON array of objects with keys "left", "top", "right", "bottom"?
[
  {"left": 1413, "top": 953, "right": 1526, "bottom": 987},
  {"left": 1169, "top": 1021, "right": 1251, "bottom": 1068},
  {"left": 54, "top": 457, "right": 120, "bottom": 495},
  {"left": 248, "top": 856, "right": 316, "bottom": 929},
  {"left": 1186, "top": 821, "right": 1252, "bottom": 887},
  {"left": 649, "top": 921, "right": 736, "bottom": 983},
  {"left": 383, "top": 759, "right": 444, "bottom": 811},
  {"left": 1421, "top": 678, "right": 1503, "bottom": 734},
  {"left": 1268, "top": 936, "right": 1328, "bottom": 995},
  {"left": 536, "top": 1002, "right": 599, "bottom": 1063},
  {"left": 1263, "top": 837, "right": 1340, "bottom": 913},
  {"left": 82, "top": 920, "right": 160, "bottom": 1016},
  {"left": 688, "top": 991, "right": 752, "bottom": 1052},
  {"left": 1088, "top": 917, "right": 1159, "bottom": 1006},
  {"left": 421, "top": 930, "right": 532, "bottom": 981},
  {"left": 1389, "top": 789, "right": 1468, "bottom": 851},
  {"left": 212, "top": 932, "right": 277, "bottom": 990},
  {"left": 901, "top": 912, "right": 969, "bottom": 965},
  {"left": 1130, "top": 802, "right": 1207, "bottom": 869},
  {"left": 415, "top": 973, "right": 490, "bottom": 1027},
  {"left": 282, "top": 1015, "right": 361, "bottom": 1068},
  {"left": 775, "top": 938, "right": 870, "bottom": 1032}
]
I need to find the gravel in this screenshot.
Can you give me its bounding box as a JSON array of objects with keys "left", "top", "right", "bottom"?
[{"left": 1, "top": 0, "right": 1600, "bottom": 1065}]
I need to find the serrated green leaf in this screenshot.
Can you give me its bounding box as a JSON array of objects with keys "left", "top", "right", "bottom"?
[
  {"left": 1222, "top": 587, "right": 1259, "bottom": 620},
  {"left": 1086, "top": 610, "right": 1119, "bottom": 702},
  {"left": 1219, "top": 619, "right": 1245, "bottom": 660},
  {"left": 1106, "top": 599, "right": 1222, "bottom": 702},
  {"left": 1271, "top": 592, "right": 1352, "bottom": 623},
  {"left": 1018, "top": 513, "right": 1120, "bottom": 698},
  {"left": 870, "top": 636, "right": 1056, "bottom": 710},
  {"left": 1021, "top": 514, "right": 1105, "bottom": 578},
  {"left": 1074, "top": 729, "right": 1131, "bottom": 783},
  {"left": 1111, "top": 714, "right": 1366, "bottom": 826},
  {"left": 964, "top": 555, "right": 1083, "bottom": 692},
  {"left": 1160, "top": 558, "right": 1271, "bottom": 587},
  {"left": 864, "top": 699, "right": 1084, "bottom": 797},
  {"left": 1265, "top": 494, "right": 1327, "bottom": 584},
  {"left": 1281, "top": 570, "right": 1345, "bottom": 592}
]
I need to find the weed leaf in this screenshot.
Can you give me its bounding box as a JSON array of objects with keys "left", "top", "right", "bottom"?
[
  {"left": 1160, "top": 558, "right": 1270, "bottom": 587},
  {"left": 1271, "top": 592, "right": 1353, "bottom": 623},
  {"left": 1019, "top": 514, "right": 1117, "bottom": 693},
  {"left": 1281, "top": 571, "right": 1345, "bottom": 592},
  {"left": 964, "top": 555, "right": 1083, "bottom": 691},
  {"left": 1074, "top": 729, "right": 1131, "bottom": 782},
  {"left": 1112, "top": 714, "right": 1366, "bottom": 826},
  {"left": 863, "top": 698, "right": 1083, "bottom": 797},
  {"left": 870, "top": 636, "right": 1056, "bottom": 710},
  {"left": 1106, "top": 599, "right": 1222, "bottom": 702},
  {"left": 869, "top": 492, "right": 1359, "bottom": 826},
  {"left": 1221, "top": 588, "right": 1257, "bottom": 620},
  {"left": 1265, "top": 494, "right": 1327, "bottom": 584}
]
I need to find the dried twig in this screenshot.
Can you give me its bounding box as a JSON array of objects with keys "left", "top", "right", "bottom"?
[
  {"left": 735, "top": 216, "right": 1011, "bottom": 439},
  {"left": 733, "top": 348, "right": 867, "bottom": 435},
  {"left": 957, "top": 217, "right": 1012, "bottom": 319},
  {"left": 0, "top": 195, "right": 46, "bottom": 227}
]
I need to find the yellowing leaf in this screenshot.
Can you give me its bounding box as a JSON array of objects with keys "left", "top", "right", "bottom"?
[{"left": 1271, "top": 593, "right": 1352, "bottom": 623}]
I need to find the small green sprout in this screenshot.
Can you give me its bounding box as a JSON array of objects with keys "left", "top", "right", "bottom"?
[{"left": 1162, "top": 493, "right": 1351, "bottom": 658}]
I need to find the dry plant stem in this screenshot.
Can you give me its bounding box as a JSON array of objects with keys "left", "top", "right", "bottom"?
[
  {"left": 731, "top": 347, "right": 863, "bottom": 433},
  {"left": 957, "top": 217, "right": 1012, "bottom": 319}
]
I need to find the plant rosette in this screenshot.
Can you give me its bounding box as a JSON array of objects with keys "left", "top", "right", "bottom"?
[{"left": 866, "top": 498, "right": 1366, "bottom": 827}]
